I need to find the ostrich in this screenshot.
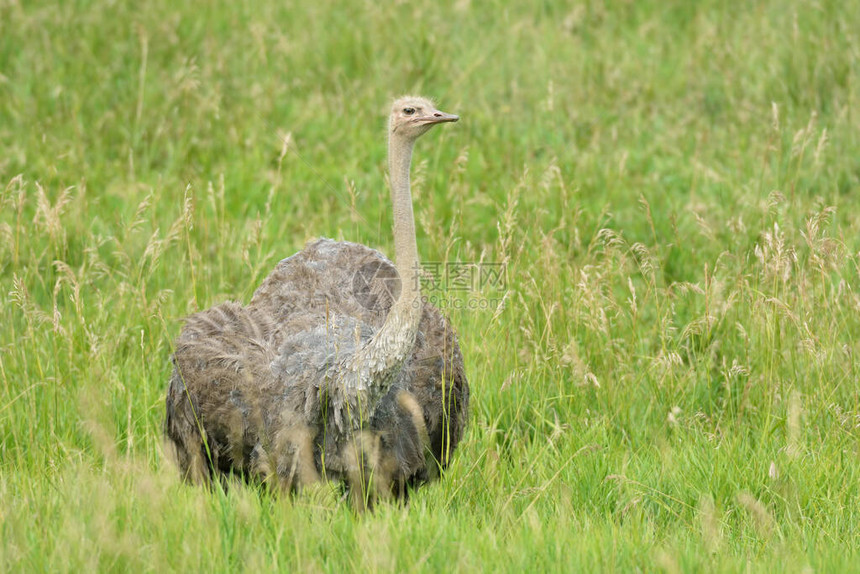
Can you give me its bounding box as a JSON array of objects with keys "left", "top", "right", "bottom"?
[{"left": 165, "top": 97, "right": 469, "bottom": 506}]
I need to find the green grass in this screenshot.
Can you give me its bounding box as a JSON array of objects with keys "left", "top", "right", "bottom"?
[{"left": 2, "top": 0, "right": 859, "bottom": 570}]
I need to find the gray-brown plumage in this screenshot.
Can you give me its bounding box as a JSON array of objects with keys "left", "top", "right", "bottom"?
[{"left": 165, "top": 97, "right": 468, "bottom": 506}]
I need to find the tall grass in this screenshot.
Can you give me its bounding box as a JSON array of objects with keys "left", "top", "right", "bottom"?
[{"left": 1, "top": 0, "right": 859, "bottom": 570}]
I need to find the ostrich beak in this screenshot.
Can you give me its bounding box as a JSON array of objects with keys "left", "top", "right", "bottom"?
[{"left": 422, "top": 110, "right": 459, "bottom": 125}]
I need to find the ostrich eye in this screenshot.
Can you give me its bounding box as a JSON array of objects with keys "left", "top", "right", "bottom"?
[{"left": 403, "top": 107, "right": 416, "bottom": 115}]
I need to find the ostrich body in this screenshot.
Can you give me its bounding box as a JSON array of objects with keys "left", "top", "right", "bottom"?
[{"left": 165, "top": 97, "right": 469, "bottom": 502}]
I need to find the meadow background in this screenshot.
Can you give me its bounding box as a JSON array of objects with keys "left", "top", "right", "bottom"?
[{"left": 1, "top": 0, "right": 859, "bottom": 571}]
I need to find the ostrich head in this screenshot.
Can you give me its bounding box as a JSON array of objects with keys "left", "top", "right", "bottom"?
[{"left": 389, "top": 96, "right": 459, "bottom": 140}]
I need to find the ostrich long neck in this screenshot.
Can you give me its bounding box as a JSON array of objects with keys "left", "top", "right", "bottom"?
[
  {"left": 388, "top": 133, "right": 423, "bottom": 318},
  {"left": 333, "top": 131, "right": 423, "bottom": 430}
]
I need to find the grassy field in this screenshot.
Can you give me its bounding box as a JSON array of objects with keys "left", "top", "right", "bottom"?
[{"left": 2, "top": 0, "right": 859, "bottom": 570}]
